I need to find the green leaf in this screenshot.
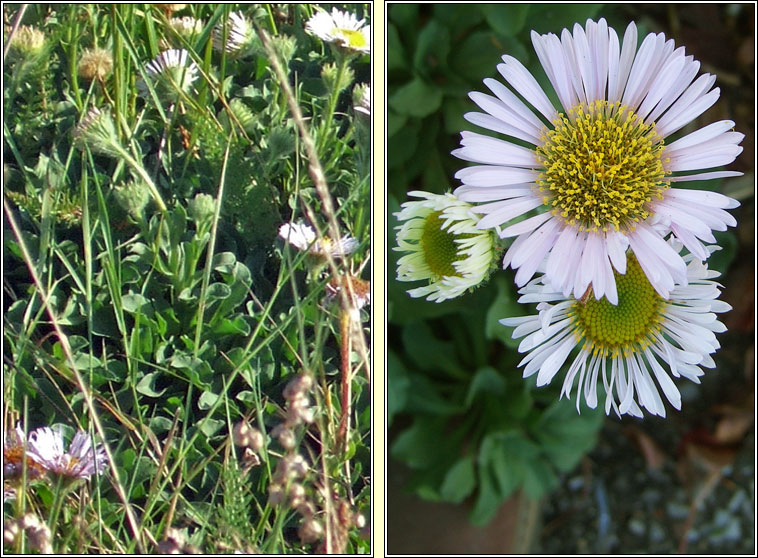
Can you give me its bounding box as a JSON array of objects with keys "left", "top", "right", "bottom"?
[
  {"left": 122, "top": 292, "right": 150, "bottom": 314},
  {"left": 401, "top": 320, "right": 459, "bottom": 373},
  {"left": 439, "top": 455, "right": 476, "bottom": 503},
  {"left": 469, "top": 462, "right": 502, "bottom": 526},
  {"left": 136, "top": 372, "right": 167, "bottom": 397},
  {"left": 389, "top": 4, "right": 419, "bottom": 30},
  {"left": 387, "top": 108, "right": 407, "bottom": 139},
  {"left": 387, "top": 118, "right": 420, "bottom": 169},
  {"left": 206, "top": 282, "right": 231, "bottom": 300},
  {"left": 707, "top": 231, "right": 737, "bottom": 275},
  {"left": 389, "top": 78, "right": 443, "bottom": 118},
  {"left": 198, "top": 390, "right": 219, "bottom": 410},
  {"left": 533, "top": 399, "right": 603, "bottom": 472},
  {"left": 522, "top": 457, "right": 558, "bottom": 499},
  {"left": 525, "top": 4, "right": 604, "bottom": 34},
  {"left": 391, "top": 415, "right": 449, "bottom": 468},
  {"left": 465, "top": 366, "right": 506, "bottom": 407},
  {"left": 413, "top": 20, "right": 451, "bottom": 74},
  {"left": 432, "top": 4, "right": 485, "bottom": 36},
  {"left": 387, "top": 23, "right": 407, "bottom": 72},
  {"left": 485, "top": 276, "right": 522, "bottom": 347},
  {"left": 210, "top": 315, "right": 250, "bottom": 336},
  {"left": 481, "top": 4, "right": 531, "bottom": 36},
  {"left": 387, "top": 349, "right": 410, "bottom": 426},
  {"left": 405, "top": 374, "right": 463, "bottom": 415}
]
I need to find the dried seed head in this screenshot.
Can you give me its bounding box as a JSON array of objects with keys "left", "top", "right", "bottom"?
[
  {"left": 283, "top": 373, "right": 314, "bottom": 400},
  {"left": 19, "top": 514, "right": 52, "bottom": 554},
  {"left": 297, "top": 517, "right": 324, "bottom": 543},
  {"left": 78, "top": 48, "right": 113, "bottom": 80},
  {"left": 232, "top": 421, "right": 251, "bottom": 446},
  {"left": 295, "top": 500, "right": 317, "bottom": 518},
  {"left": 298, "top": 517, "right": 323, "bottom": 544},
  {"left": 267, "top": 483, "right": 285, "bottom": 506},
  {"left": 288, "top": 482, "right": 306, "bottom": 508},
  {"left": 154, "top": 4, "right": 187, "bottom": 16},
  {"left": 3, "top": 520, "right": 19, "bottom": 545}
]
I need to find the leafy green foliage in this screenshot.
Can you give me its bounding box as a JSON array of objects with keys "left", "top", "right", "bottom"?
[{"left": 4, "top": 3, "right": 369, "bottom": 554}]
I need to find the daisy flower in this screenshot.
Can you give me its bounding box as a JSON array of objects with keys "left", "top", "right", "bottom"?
[
  {"left": 139, "top": 48, "right": 198, "bottom": 101},
  {"left": 394, "top": 191, "right": 499, "bottom": 302},
  {"left": 279, "top": 222, "right": 359, "bottom": 259},
  {"left": 213, "top": 11, "right": 255, "bottom": 55},
  {"left": 453, "top": 18, "right": 742, "bottom": 305},
  {"left": 501, "top": 240, "right": 731, "bottom": 418},
  {"left": 305, "top": 8, "right": 370, "bottom": 55},
  {"left": 326, "top": 275, "right": 371, "bottom": 310},
  {"left": 167, "top": 16, "right": 204, "bottom": 42},
  {"left": 353, "top": 84, "right": 370, "bottom": 116},
  {"left": 72, "top": 107, "right": 122, "bottom": 158},
  {"left": 26, "top": 427, "right": 107, "bottom": 479},
  {"left": 3, "top": 425, "right": 46, "bottom": 481}
]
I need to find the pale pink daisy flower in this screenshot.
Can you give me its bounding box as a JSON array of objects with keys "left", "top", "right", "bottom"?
[
  {"left": 501, "top": 240, "right": 731, "bottom": 418},
  {"left": 279, "top": 222, "right": 358, "bottom": 259},
  {"left": 26, "top": 427, "right": 107, "bottom": 479},
  {"left": 453, "top": 18, "right": 742, "bottom": 305}
]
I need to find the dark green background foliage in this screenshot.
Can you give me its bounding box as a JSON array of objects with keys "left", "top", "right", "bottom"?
[
  {"left": 4, "top": 4, "right": 370, "bottom": 552},
  {"left": 387, "top": 3, "right": 750, "bottom": 528}
]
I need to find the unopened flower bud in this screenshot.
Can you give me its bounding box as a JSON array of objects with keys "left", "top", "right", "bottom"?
[
  {"left": 288, "top": 482, "right": 306, "bottom": 508},
  {"left": 267, "top": 483, "right": 285, "bottom": 506},
  {"left": 283, "top": 373, "right": 313, "bottom": 400},
  {"left": 298, "top": 517, "right": 323, "bottom": 543}
]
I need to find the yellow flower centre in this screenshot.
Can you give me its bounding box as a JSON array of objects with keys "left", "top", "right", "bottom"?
[
  {"left": 571, "top": 255, "right": 663, "bottom": 356},
  {"left": 335, "top": 28, "right": 367, "bottom": 48},
  {"left": 421, "top": 211, "right": 463, "bottom": 278},
  {"left": 536, "top": 100, "right": 670, "bottom": 232}
]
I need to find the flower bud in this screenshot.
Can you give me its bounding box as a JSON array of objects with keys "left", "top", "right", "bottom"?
[{"left": 298, "top": 517, "right": 323, "bottom": 544}]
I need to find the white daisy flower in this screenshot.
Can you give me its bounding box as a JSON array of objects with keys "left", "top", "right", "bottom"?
[
  {"left": 25, "top": 427, "right": 107, "bottom": 479},
  {"left": 213, "top": 11, "right": 255, "bottom": 55},
  {"left": 279, "top": 222, "right": 358, "bottom": 259},
  {"left": 394, "top": 191, "right": 499, "bottom": 302},
  {"left": 454, "top": 18, "right": 742, "bottom": 305},
  {"left": 305, "top": 8, "right": 370, "bottom": 54},
  {"left": 354, "top": 84, "right": 370, "bottom": 116},
  {"left": 501, "top": 241, "right": 731, "bottom": 418},
  {"left": 139, "top": 48, "right": 198, "bottom": 100}
]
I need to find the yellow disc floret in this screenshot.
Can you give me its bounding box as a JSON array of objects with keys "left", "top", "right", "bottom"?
[
  {"left": 336, "top": 28, "right": 368, "bottom": 49},
  {"left": 536, "top": 100, "right": 670, "bottom": 232},
  {"left": 421, "top": 211, "right": 463, "bottom": 278},
  {"left": 572, "top": 255, "right": 663, "bottom": 356}
]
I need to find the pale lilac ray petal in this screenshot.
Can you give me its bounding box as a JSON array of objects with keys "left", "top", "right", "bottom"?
[
  {"left": 453, "top": 132, "right": 540, "bottom": 167},
  {"left": 497, "top": 56, "right": 557, "bottom": 122},
  {"left": 455, "top": 166, "right": 540, "bottom": 187},
  {"left": 463, "top": 112, "right": 542, "bottom": 145},
  {"left": 499, "top": 211, "right": 553, "bottom": 238}
]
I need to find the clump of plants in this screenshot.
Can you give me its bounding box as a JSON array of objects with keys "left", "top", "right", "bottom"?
[{"left": 3, "top": 4, "right": 370, "bottom": 554}]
